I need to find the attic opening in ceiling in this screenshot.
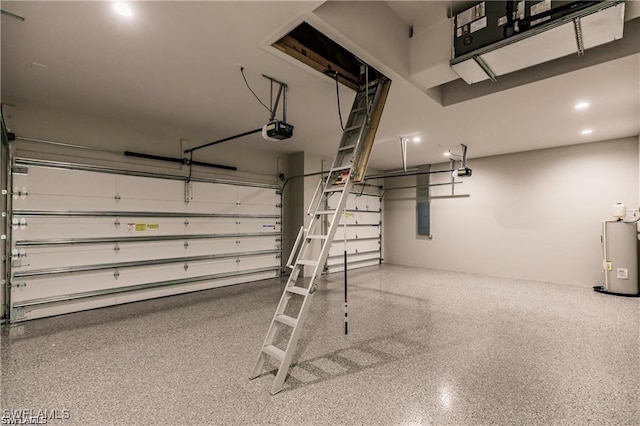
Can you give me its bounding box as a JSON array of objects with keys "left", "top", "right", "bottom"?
[{"left": 272, "top": 22, "right": 384, "bottom": 91}]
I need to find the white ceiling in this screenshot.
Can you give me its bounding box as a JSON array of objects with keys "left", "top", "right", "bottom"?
[
  {"left": 386, "top": 0, "right": 449, "bottom": 32},
  {"left": 2, "top": 1, "right": 639, "bottom": 172}
]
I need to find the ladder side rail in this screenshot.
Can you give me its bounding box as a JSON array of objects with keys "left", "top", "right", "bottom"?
[
  {"left": 286, "top": 225, "right": 305, "bottom": 269},
  {"left": 306, "top": 177, "right": 324, "bottom": 216}
]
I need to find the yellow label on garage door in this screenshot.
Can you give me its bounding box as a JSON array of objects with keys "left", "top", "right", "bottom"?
[
  {"left": 135, "top": 223, "right": 147, "bottom": 232},
  {"left": 147, "top": 224, "right": 159, "bottom": 229}
]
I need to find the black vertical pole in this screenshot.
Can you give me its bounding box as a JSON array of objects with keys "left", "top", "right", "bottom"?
[{"left": 344, "top": 250, "right": 348, "bottom": 335}]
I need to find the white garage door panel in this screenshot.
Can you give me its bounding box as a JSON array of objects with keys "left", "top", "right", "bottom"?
[
  {"left": 12, "top": 217, "right": 201, "bottom": 239},
  {"left": 20, "top": 275, "right": 243, "bottom": 321},
  {"left": 186, "top": 200, "right": 238, "bottom": 215},
  {"left": 353, "top": 212, "right": 381, "bottom": 225},
  {"left": 183, "top": 218, "right": 237, "bottom": 234},
  {"left": 330, "top": 195, "right": 379, "bottom": 210},
  {"left": 116, "top": 218, "right": 187, "bottom": 236},
  {"left": 238, "top": 204, "right": 280, "bottom": 215},
  {"left": 356, "top": 196, "right": 380, "bottom": 211},
  {"left": 184, "top": 239, "right": 239, "bottom": 256},
  {"left": 13, "top": 195, "right": 118, "bottom": 211},
  {"left": 336, "top": 212, "right": 380, "bottom": 226},
  {"left": 334, "top": 226, "right": 380, "bottom": 240},
  {"left": 13, "top": 167, "right": 117, "bottom": 199},
  {"left": 190, "top": 182, "right": 237, "bottom": 203},
  {"left": 12, "top": 271, "right": 113, "bottom": 302},
  {"left": 116, "top": 175, "right": 185, "bottom": 202},
  {"left": 16, "top": 241, "right": 183, "bottom": 270},
  {"left": 238, "top": 254, "right": 280, "bottom": 270},
  {"left": 238, "top": 187, "right": 279, "bottom": 207},
  {"left": 13, "top": 263, "right": 185, "bottom": 302},
  {"left": 238, "top": 219, "right": 280, "bottom": 234},
  {"left": 327, "top": 251, "right": 379, "bottom": 266},
  {"left": 184, "top": 258, "right": 237, "bottom": 278},
  {"left": 114, "top": 241, "right": 187, "bottom": 261},
  {"left": 237, "top": 237, "right": 280, "bottom": 252},
  {"left": 329, "top": 239, "right": 380, "bottom": 256},
  {"left": 12, "top": 217, "right": 119, "bottom": 239},
  {"left": 328, "top": 193, "right": 357, "bottom": 210},
  {"left": 114, "top": 199, "right": 190, "bottom": 213},
  {"left": 96, "top": 263, "right": 186, "bottom": 288}
]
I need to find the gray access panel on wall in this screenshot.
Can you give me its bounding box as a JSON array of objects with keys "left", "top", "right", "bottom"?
[{"left": 416, "top": 164, "right": 430, "bottom": 237}]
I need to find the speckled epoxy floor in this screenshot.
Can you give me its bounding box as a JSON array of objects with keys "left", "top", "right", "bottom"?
[{"left": 1, "top": 265, "right": 639, "bottom": 425}]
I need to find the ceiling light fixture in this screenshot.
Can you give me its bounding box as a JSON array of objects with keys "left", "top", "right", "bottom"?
[
  {"left": 574, "top": 101, "right": 590, "bottom": 110},
  {"left": 113, "top": 2, "right": 133, "bottom": 17},
  {"left": 412, "top": 137, "right": 421, "bottom": 143},
  {"left": 444, "top": 151, "right": 451, "bottom": 157},
  {"left": 581, "top": 128, "right": 593, "bottom": 135}
]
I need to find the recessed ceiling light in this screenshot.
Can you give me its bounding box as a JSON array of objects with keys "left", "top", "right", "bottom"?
[
  {"left": 574, "top": 101, "right": 590, "bottom": 110},
  {"left": 581, "top": 128, "right": 593, "bottom": 135},
  {"left": 412, "top": 137, "right": 421, "bottom": 143},
  {"left": 443, "top": 152, "right": 451, "bottom": 157},
  {"left": 113, "top": 2, "right": 133, "bottom": 17}
]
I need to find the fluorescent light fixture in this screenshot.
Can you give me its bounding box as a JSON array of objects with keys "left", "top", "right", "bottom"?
[
  {"left": 113, "top": 2, "right": 133, "bottom": 17},
  {"left": 574, "top": 101, "right": 590, "bottom": 110},
  {"left": 581, "top": 128, "right": 593, "bottom": 135},
  {"left": 412, "top": 137, "right": 421, "bottom": 143}
]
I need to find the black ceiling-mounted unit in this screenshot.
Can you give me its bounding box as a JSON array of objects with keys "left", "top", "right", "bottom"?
[{"left": 450, "top": 0, "right": 626, "bottom": 84}]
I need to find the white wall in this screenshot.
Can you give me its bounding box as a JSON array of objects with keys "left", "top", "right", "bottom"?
[{"left": 383, "top": 137, "right": 639, "bottom": 287}]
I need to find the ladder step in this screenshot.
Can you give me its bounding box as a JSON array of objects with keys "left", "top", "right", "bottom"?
[
  {"left": 286, "top": 286, "right": 308, "bottom": 296},
  {"left": 352, "top": 106, "right": 367, "bottom": 114},
  {"left": 338, "top": 144, "right": 356, "bottom": 152},
  {"left": 306, "top": 234, "right": 328, "bottom": 240},
  {"left": 331, "top": 165, "right": 352, "bottom": 172},
  {"left": 344, "top": 125, "right": 361, "bottom": 133},
  {"left": 324, "top": 187, "right": 345, "bottom": 193},
  {"left": 274, "top": 314, "right": 298, "bottom": 328},
  {"left": 356, "top": 86, "right": 377, "bottom": 98},
  {"left": 315, "top": 210, "right": 336, "bottom": 215},
  {"left": 262, "top": 345, "right": 285, "bottom": 362},
  {"left": 296, "top": 259, "right": 318, "bottom": 267}
]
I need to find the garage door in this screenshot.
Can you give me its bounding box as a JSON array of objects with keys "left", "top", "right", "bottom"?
[
  {"left": 7, "top": 160, "right": 281, "bottom": 322},
  {"left": 326, "top": 190, "right": 381, "bottom": 273}
]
